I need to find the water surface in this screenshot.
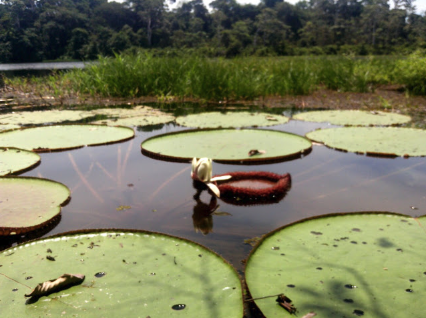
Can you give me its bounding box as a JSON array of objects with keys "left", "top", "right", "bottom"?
[{"left": 1, "top": 116, "right": 425, "bottom": 271}]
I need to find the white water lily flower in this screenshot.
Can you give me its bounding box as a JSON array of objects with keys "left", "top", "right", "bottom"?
[{"left": 191, "top": 157, "right": 231, "bottom": 197}]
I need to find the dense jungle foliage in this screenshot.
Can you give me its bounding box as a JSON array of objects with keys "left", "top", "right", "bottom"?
[{"left": 0, "top": 0, "right": 425, "bottom": 63}]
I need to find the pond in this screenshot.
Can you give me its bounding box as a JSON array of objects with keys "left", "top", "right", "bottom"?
[{"left": 1, "top": 106, "right": 424, "bottom": 274}]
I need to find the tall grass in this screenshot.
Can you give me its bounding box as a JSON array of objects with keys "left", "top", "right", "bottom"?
[
  {"left": 7, "top": 53, "right": 425, "bottom": 102},
  {"left": 66, "top": 54, "right": 322, "bottom": 101},
  {"left": 395, "top": 50, "right": 426, "bottom": 95}
]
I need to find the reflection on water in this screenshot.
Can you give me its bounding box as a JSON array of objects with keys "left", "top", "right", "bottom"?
[{"left": 1, "top": 117, "right": 426, "bottom": 271}]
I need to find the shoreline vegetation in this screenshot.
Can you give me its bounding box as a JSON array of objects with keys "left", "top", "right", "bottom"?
[{"left": 2, "top": 51, "right": 426, "bottom": 108}]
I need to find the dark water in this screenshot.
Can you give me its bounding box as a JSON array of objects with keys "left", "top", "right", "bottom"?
[{"left": 2, "top": 117, "right": 426, "bottom": 271}]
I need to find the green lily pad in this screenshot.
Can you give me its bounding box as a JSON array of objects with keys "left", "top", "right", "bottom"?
[
  {"left": 0, "top": 124, "right": 134, "bottom": 152},
  {"left": 0, "top": 229, "right": 243, "bottom": 317},
  {"left": 0, "top": 177, "right": 70, "bottom": 235},
  {"left": 293, "top": 110, "right": 411, "bottom": 126},
  {"left": 176, "top": 112, "right": 289, "bottom": 128},
  {"left": 245, "top": 212, "right": 426, "bottom": 318},
  {"left": 141, "top": 129, "right": 312, "bottom": 163},
  {"left": 306, "top": 127, "right": 426, "bottom": 157},
  {"left": 92, "top": 115, "right": 175, "bottom": 127},
  {"left": 0, "top": 147, "right": 41, "bottom": 176},
  {"left": 0, "top": 110, "right": 95, "bottom": 125},
  {"left": 91, "top": 105, "right": 174, "bottom": 118},
  {"left": 0, "top": 124, "right": 20, "bottom": 131}
]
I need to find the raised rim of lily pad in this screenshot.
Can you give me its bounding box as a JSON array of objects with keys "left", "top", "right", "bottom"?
[
  {"left": 215, "top": 171, "right": 292, "bottom": 206},
  {"left": 0, "top": 124, "right": 135, "bottom": 152},
  {"left": 141, "top": 128, "right": 312, "bottom": 164},
  {"left": 0, "top": 147, "right": 41, "bottom": 176},
  {"left": 1, "top": 228, "right": 244, "bottom": 318},
  {"left": 245, "top": 211, "right": 422, "bottom": 318}
]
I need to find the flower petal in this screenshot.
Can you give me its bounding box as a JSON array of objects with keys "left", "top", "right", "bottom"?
[
  {"left": 206, "top": 182, "right": 221, "bottom": 197},
  {"left": 211, "top": 175, "right": 232, "bottom": 182}
]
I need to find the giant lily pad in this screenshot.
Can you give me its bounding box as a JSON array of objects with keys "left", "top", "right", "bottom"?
[
  {"left": 0, "top": 124, "right": 134, "bottom": 152},
  {"left": 0, "top": 229, "right": 243, "bottom": 317},
  {"left": 0, "top": 147, "right": 41, "bottom": 176},
  {"left": 176, "top": 112, "right": 289, "bottom": 128},
  {"left": 293, "top": 110, "right": 411, "bottom": 126},
  {"left": 245, "top": 212, "right": 426, "bottom": 318},
  {"left": 306, "top": 127, "right": 426, "bottom": 157},
  {"left": 141, "top": 129, "right": 312, "bottom": 163},
  {"left": 92, "top": 115, "right": 175, "bottom": 127},
  {"left": 0, "top": 177, "right": 70, "bottom": 235},
  {"left": 0, "top": 110, "right": 95, "bottom": 125},
  {"left": 0, "top": 124, "right": 20, "bottom": 131},
  {"left": 91, "top": 106, "right": 175, "bottom": 126}
]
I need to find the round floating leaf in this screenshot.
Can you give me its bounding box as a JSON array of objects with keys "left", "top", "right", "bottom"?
[
  {"left": 0, "top": 110, "right": 95, "bottom": 125},
  {"left": 245, "top": 212, "right": 426, "bottom": 318},
  {"left": 0, "top": 147, "right": 41, "bottom": 176},
  {"left": 141, "top": 129, "right": 311, "bottom": 163},
  {"left": 0, "top": 124, "right": 20, "bottom": 131},
  {"left": 307, "top": 127, "right": 426, "bottom": 157},
  {"left": 0, "top": 177, "right": 70, "bottom": 235},
  {"left": 91, "top": 105, "right": 174, "bottom": 118},
  {"left": 0, "top": 124, "right": 134, "bottom": 152},
  {"left": 176, "top": 112, "right": 289, "bottom": 128},
  {"left": 92, "top": 115, "right": 175, "bottom": 127},
  {"left": 0, "top": 229, "right": 243, "bottom": 317},
  {"left": 293, "top": 110, "right": 411, "bottom": 126}
]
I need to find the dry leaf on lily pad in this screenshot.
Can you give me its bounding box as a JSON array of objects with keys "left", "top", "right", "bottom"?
[{"left": 25, "top": 273, "right": 85, "bottom": 299}]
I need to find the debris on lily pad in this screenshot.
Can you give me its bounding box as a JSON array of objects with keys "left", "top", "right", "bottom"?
[
  {"left": 293, "top": 110, "right": 411, "bottom": 126},
  {"left": 176, "top": 112, "right": 289, "bottom": 128},
  {"left": 0, "top": 177, "right": 70, "bottom": 235},
  {"left": 306, "top": 127, "right": 426, "bottom": 157},
  {"left": 142, "top": 129, "right": 311, "bottom": 163},
  {"left": 0, "top": 147, "right": 40, "bottom": 176},
  {"left": 0, "top": 124, "right": 135, "bottom": 152},
  {"left": 0, "top": 110, "right": 95, "bottom": 125},
  {"left": 25, "top": 273, "right": 85, "bottom": 299},
  {"left": 1, "top": 229, "right": 243, "bottom": 317},
  {"left": 245, "top": 212, "right": 426, "bottom": 318}
]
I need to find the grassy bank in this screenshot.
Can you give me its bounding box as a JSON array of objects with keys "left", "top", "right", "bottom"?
[{"left": 3, "top": 52, "right": 426, "bottom": 103}]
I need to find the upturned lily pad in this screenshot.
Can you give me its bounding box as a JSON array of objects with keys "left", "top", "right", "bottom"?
[
  {"left": 0, "top": 147, "right": 41, "bottom": 176},
  {"left": 306, "top": 127, "right": 426, "bottom": 157},
  {"left": 293, "top": 110, "right": 411, "bottom": 126},
  {"left": 0, "top": 110, "right": 95, "bottom": 125},
  {"left": 0, "top": 229, "right": 243, "bottom": 317},
  {"left": 0, "top": 124, "right": 134, "bottom": 152},
  {"left": 245, "top": 212, "right": 426, "bottom": 318},
  {"left": 176, "top": 112, "right": 289, "bottom": 128},
  {"left": 141, "top": 129, "right": 311, "bottom": 163},
  {"left": 0, "top": 177, "right": 70, "bottom": 235}
]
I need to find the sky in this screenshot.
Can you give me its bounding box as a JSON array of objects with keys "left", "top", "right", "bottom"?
[
  {"left": 173, "top": 0, "right": 426, "bottom": 14},
  {"left": 110, "top": 0, "right": 426, "bottom": 14}
]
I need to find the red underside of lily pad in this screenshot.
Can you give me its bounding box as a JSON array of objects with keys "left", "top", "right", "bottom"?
[{"left": 214, "top": 171, "right": 292, "bottom": 206}]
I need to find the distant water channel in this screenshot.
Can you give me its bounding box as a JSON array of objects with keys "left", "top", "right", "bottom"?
[{"left": 0, "top": 61, "right": 94, "bottom": 77}]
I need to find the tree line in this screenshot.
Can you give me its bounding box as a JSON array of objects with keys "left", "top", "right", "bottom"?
[{"left": 0, "top": 0, "right": 424, "bottom": 63}]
